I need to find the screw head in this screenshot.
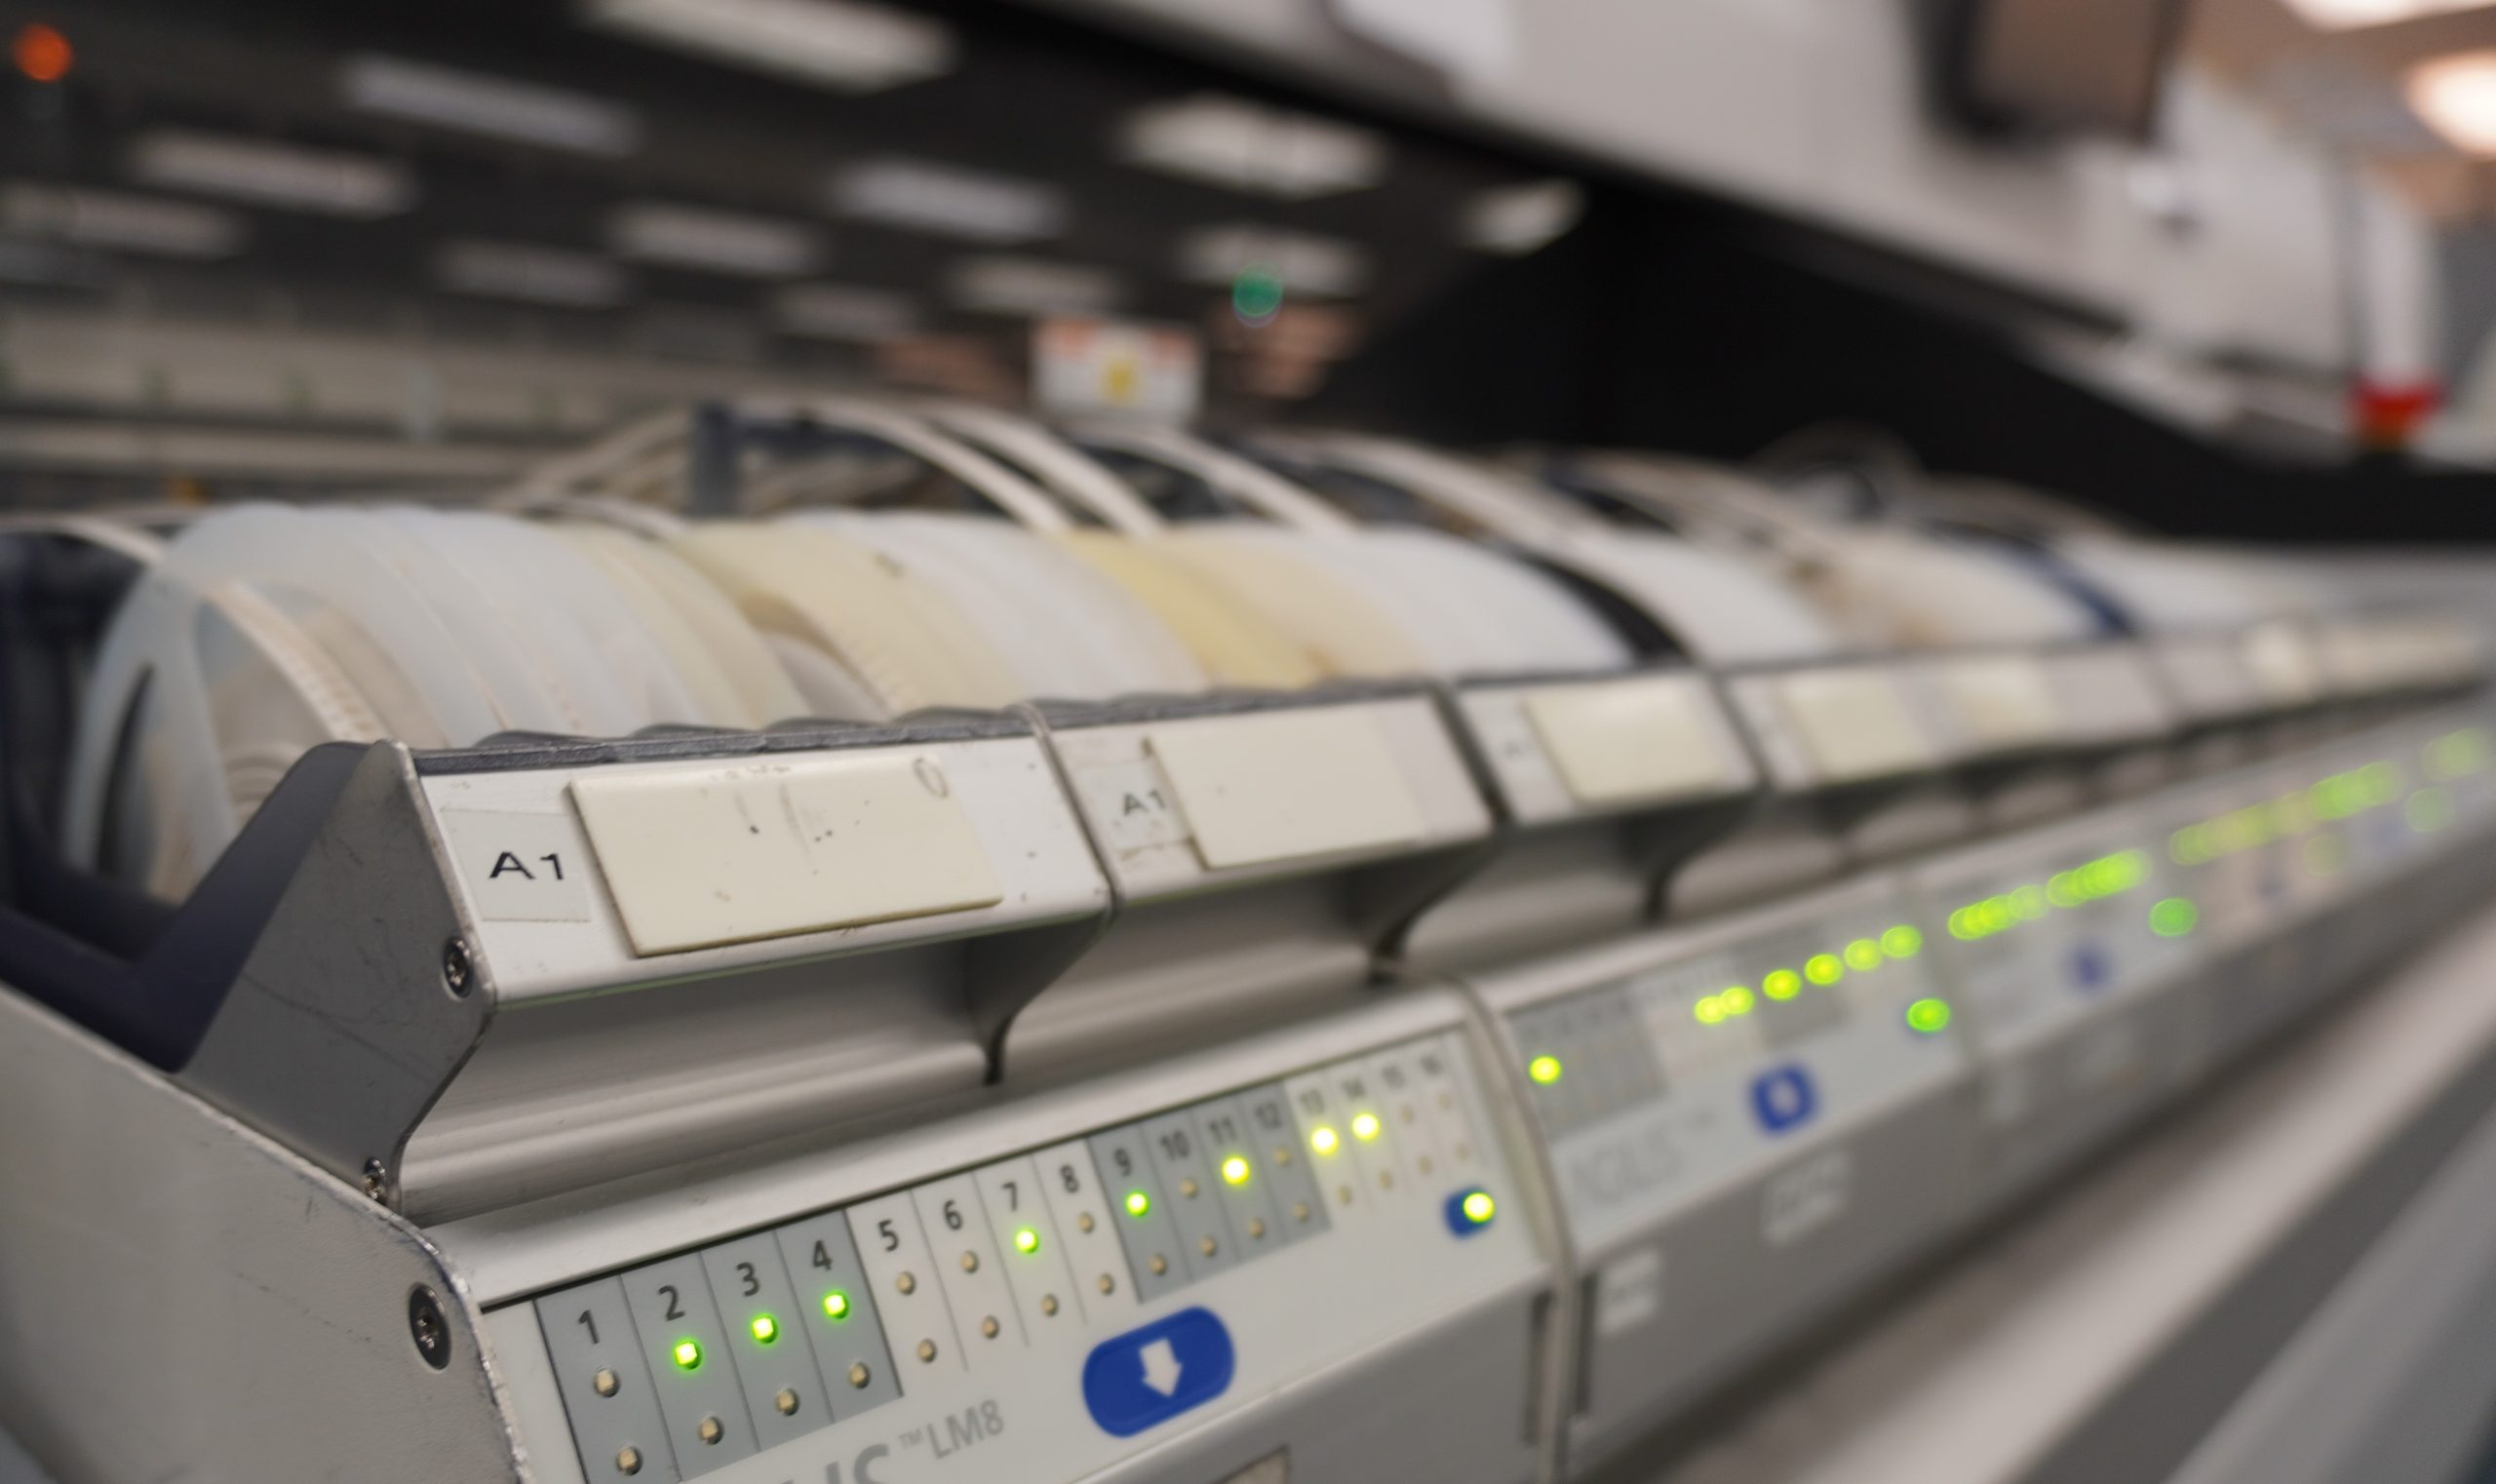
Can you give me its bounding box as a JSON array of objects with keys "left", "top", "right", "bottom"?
[
  {"left": 361, "top": 1158, "right": 389, "bottom": 1202},
  {"left": 408, "top": 1286, "right": 451, "bottom": 1371},
  {"left": 441, "top": 938, "right": 473, "bottom": 998}
]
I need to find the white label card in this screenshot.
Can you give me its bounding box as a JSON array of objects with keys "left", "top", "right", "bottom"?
[
  {"left": 569, "top": 753, "right": 1003, "bottom": 957},
  {"left": 1148, "top": 709, "right": 1424, "bottom": 871},
  {"left": 1525, "top": 675, "right": 1737, "bottom": 807},
  {"left": 438, "top": 809, "right": 594, "bottom": 922},
  {"left": 1779, "top": 669, "right": 1932, "bottom": 782}
]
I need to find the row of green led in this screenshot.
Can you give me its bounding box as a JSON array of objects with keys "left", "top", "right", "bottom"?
[
  {"left": 1946, "top": 848, "right": 2150, "bottom": 944},
  {"left": 1690, "top": 923, "right": 1923, "bottom": 1027},
  {"left": 2170, "top": 728, "right": 2491, "bottom": 869}
]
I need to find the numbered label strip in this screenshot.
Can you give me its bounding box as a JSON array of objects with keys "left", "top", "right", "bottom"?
[{"left": 526, "top": 1032, "right": 1501, "bottom": 1484}]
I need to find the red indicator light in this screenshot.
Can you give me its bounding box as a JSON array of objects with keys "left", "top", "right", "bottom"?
[{"left": 14, "top": 23, "right": 71, "bottom": 84}]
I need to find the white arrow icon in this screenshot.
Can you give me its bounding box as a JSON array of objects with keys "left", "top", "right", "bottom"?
[{"left": 1139, "top": 1339, "right": 1183, "bottom": 1397}]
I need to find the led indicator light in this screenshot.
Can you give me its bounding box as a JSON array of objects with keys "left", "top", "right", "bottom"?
[
  {"left": 822, "top": 1291, "right": 851, "bottom": 1321},
  {"left": 13, "top": 23, "right": 71, "bottom": 84},
  {"left": 1844, "top": 938, "right": 1882, "bottom": 972},
  {"left": 1309, "top": 1126, "right": 1340, "bottom": 1155},
  {"left": 1013, "top": 1227, "right": 1041, "bottom": 1255},
  {"left": 1527, "top": 1054, "right": 1563, "bottom": 1085},
  {"left": 1123, "top": 1190, "right": 1152, "bottom": 1219},
  {"left": 1351, "top": 1112, "right": 1382, "bottom": 1142},
  {"left": 1694, "top": 995, "right": 1727, "bottom": 1025},
  {"left": 1444, "top": 1188, "right": 1500, "bottom": 1237},
  {"left": 1220, "top": 1155, "right": 1251, "bottom": 1187},
  {"left": 1905, "top": 998, "right": 1953, "bottom": 1035},
  {"left": 2150, "top": 897, "right": 2199, "bottom": 938},
  {"left": 1763, "top": 968, "right": 1802, "bottom": 1000},
  {"left": 2407, "top": 787, "right": 2454, "bottom": 834},
  {"left": 1462, "top": 1191, "right": 1496, "bottom": 1224},
  {"left": 1804, "top": 954, "right": 1843, "bottom": 986},
  {"left": 750, "top": 1314, "right": 779, "bottom": 1345},
  {"left": 672, "top": 1339, "right": 704, "bottom": 1372},
  {"left": 1718, "top": 985, "right": 1755, "bottom": 1017},
  {"left": 1881, "top": 924, "right": 1923, "bottom": 958}
]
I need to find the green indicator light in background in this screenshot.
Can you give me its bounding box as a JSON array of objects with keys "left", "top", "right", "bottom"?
[
  {"left": 1124, "top": 1190, "right": 1152, "bottom": 1219},
  {"left": 1881, "top": 924, "right": 1923, "bottom": 958},
  {"left": 1013, "top": 1226, "right": 1041, "bottom": 1254},
  {"left": 750, "top": 1314, "right": 779, "bottom": 1345},
  {"left": 1844, "top": 938, "right": 1883, "bottom": 972},
  {"left": 1904, "top": 997, "right": 1954, "bottom": 1035},
  {"left": 2359, "top": 762, "right": 2400, "bottom": 807},
  {"left": 1763, "top": 967, "right": 1802, "bottom": 999},
  {"left": 1220, "top": 1156, "right": 1251, "bottom": 1187},
  {"left": 672, "top": 1339, "right": 703, "bottom": 1372},
  {"left": 822, "top": 1291, "right": 851, "bottom": 1321},
  {"left": 2048, "top": 870, "right": 2083, "bottom": 909},
  {"left": 1310, "top": 1126, "right": 1340, "bottom": 1155},
  {"left": 2170, "top": 824, "right": 2212, "bottom": 867},
  {"left": 1461, "top": 1191, "right": 1497, "bottom": 1225},
  {"left": 1231, "top": 263, "right": 1286, "bottom": 325},
  {"left": 1527, "top": 1054, "right": 1564, "bottom": 1085},
  {"left": 2304, "top": 834, "right": 2346, "bottom": 877},
  {"left": 1719, "top": 985, "right": 1756, "bottom": 1017},
  {"left": 1694, "top": 995, "right": 1727, "bottom": 1026},
  {"left": 2008, "top": 884, "right": 2048, "bottom": 920},
  {"left": 2427, "top": 728, "right": 2492, "bottom": 782},
  {"left": 2273, "top": 793, "right": 2316, "bottom": 836},
  {"left": 2407, "top": 787, "right": 2455, "bottom": 834},
  {"left": 1804, "top": 954, "right": 1843, "bottom": 986},
  {"left": 1351, "top": 1112, "right": 1382, "bottom": 1142},
  {"left": 2150, "top": 897, "right": 2200, "bottom": 938}
]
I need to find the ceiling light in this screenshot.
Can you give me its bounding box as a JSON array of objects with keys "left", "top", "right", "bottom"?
[
  {"left": 2409, "top": 51, "right": 2496, "bottom": 151},
  {"left": 2284, "top": 0, "right": 2491, "bottom": 28},
  {"left": 826, "top": 158, "right": 1067, "bottom": 243},
  {"left": 437, "top": 238, "right": 627, "bottom": 307},
  {"left": 341, "top": 54, "right": 641, "bottom": 157},
  {"left": 584, "top": 0, "right": 954, "bottom": 93},
  {"left": 0, "top": 182, "right": 244, "bottom": 258},
  {"left": 1119, "top": 94, "right": 1387, "bottom": 199},
  {"left": 1463, "top": 178, "right": 1582, "bottom": 255},
  {"left": 127, "top": 131, "right": 414, "bottom": 217},
  {"left": 1175, "top": 223, "right": 1368, "bottom": 296},
  {"left": 950, "top": 255, "right": 1121, "bottom": 317},
  {"left": 775, "top": 282, "right": 916, "bottom": 339},
  {"left": 608, "top": 201, "right": 825, "bottom": 277}
]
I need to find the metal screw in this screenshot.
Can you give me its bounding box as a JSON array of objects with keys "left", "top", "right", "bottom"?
[
  {"left": 441, "top": 938, "right": 473, "bottom": 998},
  {"left": 362, "top": 1158, "right": 389, "bottom": 1202},
  {"left": 774, "top": 1388, "right": 800, "bottom": 1417},
  {"left": 408, "top": 1286, "right": 451, "bottom": 1371}
]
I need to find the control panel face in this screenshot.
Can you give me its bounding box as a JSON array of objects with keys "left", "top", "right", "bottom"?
[
  {"left": 1499, "top": 884, "right": 1967, "bottom": 1250},
  {"left": 513, "top": 1029, "right": 1539, "bottom": 1484},
  {"left": 1912, "top": 822, "right": 2194, "bottom": 1063}
]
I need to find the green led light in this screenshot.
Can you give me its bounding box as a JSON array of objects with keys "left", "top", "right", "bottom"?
[
  {"left": 2427, "top": 728, "right": 2492, "bottom": 782},
  {"left": 1804, "top": 953, "right": 1843, "bottom": 986},
  {"left": 1461, "top": 1191, "right": 1496, "bottom": 1225},
  {"left": 1220, "top": 1155, "right": 1251, "bottom": 1187},
  {"left": 750, "top": 1313, "right": 779, "bottom": 1346},
  {"left": 1844, "top": 938, "right": 1883, "bottom": 972},
  {"left": 1013, "top": 1226, "right": 1041, "bottom": 1255},
  {"left": 2150, "top": 897, "right": 2199, "bottom": 938},
  {"left": 1527, "top": 1054, "right": 1563, "bottom": 1085},
  {"left": 672, "top": 1339, "right": 703, "bottom": 1372},
  {"left": 1310, "top": 1126, "right": 1340, "bottom": 1155},
  {"left": 822, "top": 1290, "right": 851, "bottom": 1321},
  {"left": 1694, "top": 995, "right": 1727, "bottom": 1025},
  {"left": 2359, "top": 762, "right": 2400, "bottom": 807},
  {"left": 1949, "top": 895, "right": 2022, "bottom": 942},
  {"left": 1231, "top": 264, "right": 1285, "bottom": 325},
  {"left": 1123, "top": 1190, "right": 1152, "bottom": 1219},
  {"left": 2008, "top": 885, "right": 2048, "bottom": 921},
  {"left": 2407, "top": 787, "right": 2455, "bottom": 834},
  {"left": 1763, "top": 967, "right": 1802, "bottom": 999},
  {"left": 1880, "top": 924, "right": 1923, "bottom": 959},
  {"left": 2047, "top": 870, "right": 2083, "bottom": 909},
  {"left": 1904, "top": 997, "right": 1953, "bottom": 1035},
  {"left": 1351, "top": 1112, "right": 1382, "bottom": 1142},
  {"left": 2170, "top": 824, "right": 2212, "bottom": 867},
  {"left": 1718, "top": 985, "right": 1755, "bottom": 1017}
]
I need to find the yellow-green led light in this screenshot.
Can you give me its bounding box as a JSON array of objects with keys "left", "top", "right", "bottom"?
[
  {"left": 1694, "top": 995, "right": 1727, "bottom": 1025},
  {"left": 1351, "top": 1112, "right": 1382, "bottom": 1142},
  {"left": 1013, "top": 1226, "right": 1041, "bottom": 1255},
  {"left": 1220, "top": 1155, "right": 1251, "bottom": 1187},
  {"left": 1310, "top": 1126, "right": 1340, "bottom": 1155},
  {"left": 2150, "top": 897, "right": 2199, "bottom": 938},
  {"left": 822, "top": 1291, "right": 851, "bottom": 1321},
  {"left": 1461, "top": 1191, "right": 1496, "bottom": 1225},
  {"left": 1527, "top": 1054, "right": 1563, "bottom": 1085},
  {"left": 1763, "top": 968, "right": 1802, "bottom": 1000},
  {"left": 1905, "top": 997, "right": 1953, "bottom": 1035},
  {"left": 750, "top": 1314, "right": 779, "bottom": 1345},
  {"left": 1124, "top": 1190, "right": 1152, "bottom": 1219},
  {"left": 1881, "top": 924, "right": 1923, "bottom": 959},
  {"left": 1804, "top": 953, "right": 1843, "bottom": 986},
  {"left": 672, "top": 1339, "right": 703, "bottom": 1372},
  {"left": 1719, "top": 985, "right": 1755, "bottom": 1017},
  {"left": 2407, "top": 787, "right": 2454, "bottom": 834},
  {"left": 1844, "top": 938, "right": 1883, "bottom": 972}
]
